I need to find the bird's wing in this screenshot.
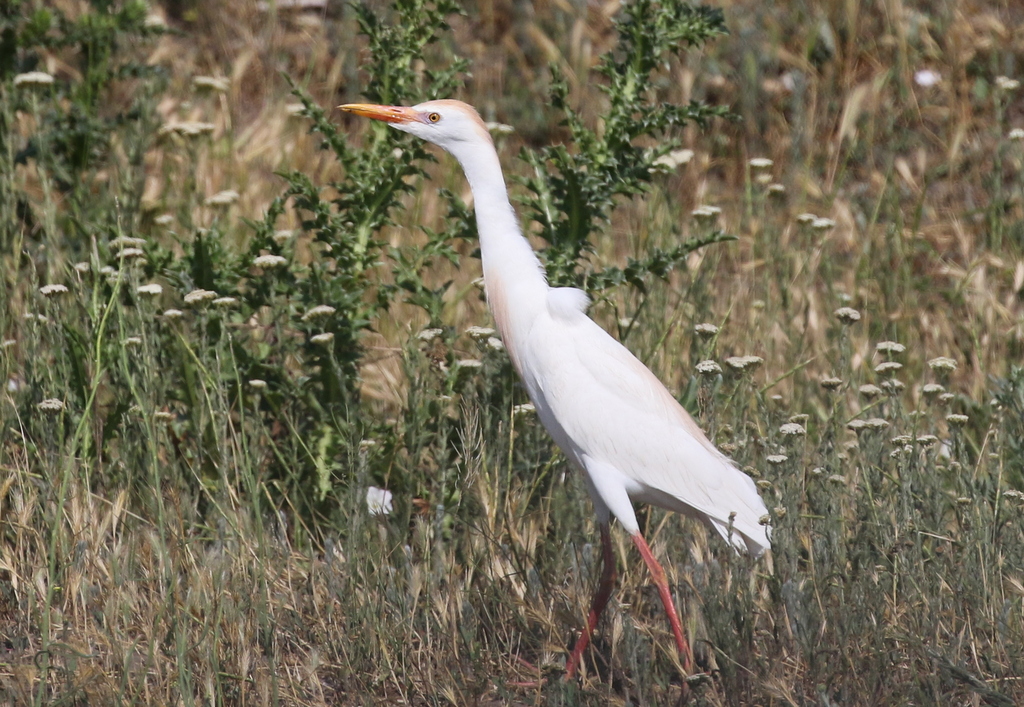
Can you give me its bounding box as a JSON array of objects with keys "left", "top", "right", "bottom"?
[{"left": 523, "top": 293, "right": 768, "bottom": 552}]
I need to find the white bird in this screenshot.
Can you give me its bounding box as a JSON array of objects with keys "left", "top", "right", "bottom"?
[{"left": 340, "top": 99, "right": 770, "bottom": 679}]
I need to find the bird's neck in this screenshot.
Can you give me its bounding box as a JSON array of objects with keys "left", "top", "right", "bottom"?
[
  {"left": 447, "top": 139, "right": 549, "bottom": 373},
  {"left": 452, "top": 143, "right": 547, "bottom": 292}
]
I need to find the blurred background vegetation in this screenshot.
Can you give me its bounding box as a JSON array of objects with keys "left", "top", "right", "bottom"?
[{"left": 1, "top": 0, "right": 1023, "bottom": 704}]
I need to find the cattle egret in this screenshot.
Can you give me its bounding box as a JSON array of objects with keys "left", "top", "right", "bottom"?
[{"left": 340, "top": 99, "right": 770, "bottom": 679}]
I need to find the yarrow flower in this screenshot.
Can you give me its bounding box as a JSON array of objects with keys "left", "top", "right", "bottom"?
[
  {"left": 1009, "top": 128, "right": 1024, "bottom": 142},
  {"left": 154, "top": 213, "right": 174, "bottom": 226},
  {"left": 696, "top": 360, "right": 722, "bottom": 375},
  {"left": 796, "top": 212, "right": 818, "bottom": 224},
  {"left": 834, "top": 307, "right": 861, "bottom": 324},
  {"left": 725, "top": 355, "right": 764, "bottom": 371},
  {"left": 653, "top": 148, "right": 693, "bottom": 169},
  {"left": 110, "top": 236, "right": 146, "bottom": 251},
  {"left": 273, "top": 229, "right": 293, "bottom": 244},
  {"left": 995, "top": 76, "right": 1020, "bottom": 92},
  {"left": 876, "top": 341, "right": 906, "bottom": 355},
  {"left": 779, "top": 423, "right": 806, "bottom": 436},
  {"left": 811, "top": 217, "right": 836, "bottom": 231},
  {"left": 159, "top": 121, "right": 215, "bottom": 138},
  {"left": 248, "top": 379, "right": 267, "bottom": 390},
  {"left": 311, "top": 332, "right": 334, "bottom": 345},
  {"left": 945, "top": 413, "right": 969, "bottom": 426},
  {"left": 14, "top": 71, "right": 55, "bottom": 88},
  {"left": 162, "top": 308, "right": 184, "bottom": 319},
  {"left": 39, "top": 284, "right": 68, "bottom": 297},
  {"left": 875, "top": 361, "right": 903, "bottom": 375},
  {"left": 205, "top": 190, "right": 239, "bottom": 207},
  {"left": 766, "top": 454, "right": 788, "bottom": 465},
  {"left": 456, "top": 359, "right": 483, "bottom": 369},
  {"left": 928, "top": 356, "right": 957, "bottom": 372},
  {"left": 748, "top": 157, "right": 773, "bottom": 170},
  {"left": 124, "top": 336, "right": 142, "bottom": 348},
  {"left": 485, "top": 121, "right": 514, "bottom": 135},
  {"left": 486, "top": 337, "right": 505, "bottom": 351},
  {"left": 820, "top": 376, "right": 843, "bottom": 390},
  {"left": 118, "top": 247, "right": 145, "bottom": 260},
  {"left": 193, "top": 75, "right": 230, "bottom": 92},
  {"left": 881, "top": 379, "right": 906, "bottom": 393},
  {"left": 513, "top": 403, "right": 536, "bottom": 417},
  {"left": 922, "top": 383, "right": 945, "bottom": 397},
  {"left": 859, "top": 384, "right": 882, "bottom": 398},
  {"left": 695, "top": 322, "right": 719, "bottom": 338},
  {"left": 212, "top": 296, "right": 237, "bottom": 307},
  {"left": 37, "top": 398, "right": 65, "bottom": 413},
  {"left": 183, "top": 289, "right": 218, "bottom": 305},
  {"left": 465, "top": 326, "right": 496, "bottom": 340},
  {"left": 365, "top": 486, "right": 393, "bottom": 516},
  {"left": 692, "top": 205, "right": 722, "bottom": 221},
  {"left": 416, "top": 327, "right": 443, "bottom": 342},
  {"left": 303, "top": 305, "right": 336, "bottom": 321},
  {"left": 253, "top": 254, "right": 287, "bottom": 269},
  {"left": 73, "top": 262, "right": 90, "bottom": 274}
]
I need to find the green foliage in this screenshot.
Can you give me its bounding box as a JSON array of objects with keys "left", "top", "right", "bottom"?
[
  {"left": 992, "top": 365, "right": 1024, "bottom": 489},
  {"left": 518, "top": 1, "right": 730, "bottom": 288}
]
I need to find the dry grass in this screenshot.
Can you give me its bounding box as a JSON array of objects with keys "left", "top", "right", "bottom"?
[{"left": 2, "top": 0, "right": 1024, "bottom": 705}]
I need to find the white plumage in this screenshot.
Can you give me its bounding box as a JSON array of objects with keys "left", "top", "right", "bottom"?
[{"left": 340, "top": 99, "right": 769, "bottom": 678}]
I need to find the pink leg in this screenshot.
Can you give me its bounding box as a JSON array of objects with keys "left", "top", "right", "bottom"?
[
  {"left": 631, "top": 531, "right": 693, "bottom": 675},
  {"left": 565, "top": 522, "right": 617, "bottom": 679}
]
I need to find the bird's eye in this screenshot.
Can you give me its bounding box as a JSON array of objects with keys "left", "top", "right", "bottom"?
[{"left": 428, "top": 112, "right": 441, "bottom": 123}]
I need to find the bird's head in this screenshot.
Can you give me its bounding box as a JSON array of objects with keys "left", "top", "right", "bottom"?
[{"left": 339, "top": 99, "right": 492, "bottom": 153}]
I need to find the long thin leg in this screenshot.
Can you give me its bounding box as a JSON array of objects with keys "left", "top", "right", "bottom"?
[
  {"left": 631, "top": 531, "right": 693, "bottom": 675},
  {"left": 565, "top": 522, "right": 617, "bottom": 679}
]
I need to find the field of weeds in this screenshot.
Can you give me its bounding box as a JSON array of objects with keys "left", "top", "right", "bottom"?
[{"left": 2, "top": 0, "right": 1023, "bottom": 704}]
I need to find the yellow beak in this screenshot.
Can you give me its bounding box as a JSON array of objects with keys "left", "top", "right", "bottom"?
[{"left": 338, "top": 103, "right": 422, "bottom": 124}]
